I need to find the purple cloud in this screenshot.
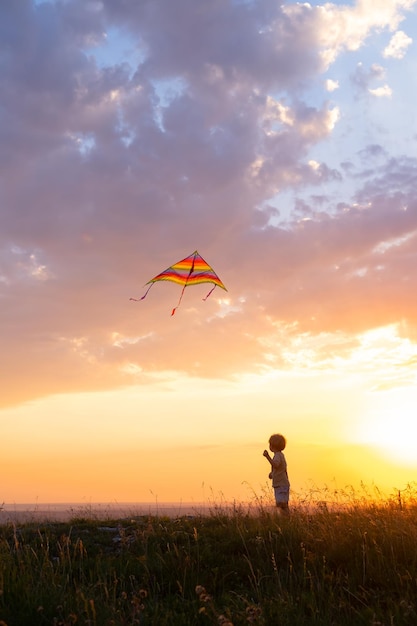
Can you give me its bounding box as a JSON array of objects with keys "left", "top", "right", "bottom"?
[{"left": 1, "top": 0, "right": 416, "bottom": 408}]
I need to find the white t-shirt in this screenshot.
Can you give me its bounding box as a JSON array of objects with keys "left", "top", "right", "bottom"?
[{"left": 271, "top": 451, "right": 290, "bottom": 488}]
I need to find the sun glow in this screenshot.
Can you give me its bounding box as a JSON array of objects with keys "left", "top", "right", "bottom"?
[{"left": 358, "top": 388, "right": 417, "bottom": 467}]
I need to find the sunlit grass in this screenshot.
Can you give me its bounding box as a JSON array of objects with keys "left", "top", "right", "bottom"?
[{"left": 0, "top": 484, "right": 416, "bottom": 625}]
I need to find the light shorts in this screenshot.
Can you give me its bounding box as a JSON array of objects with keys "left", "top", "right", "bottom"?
[{"left": 274, "top": 486, "right": 290, "bottom": 504}]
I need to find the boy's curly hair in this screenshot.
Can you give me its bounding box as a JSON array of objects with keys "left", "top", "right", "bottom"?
[{"left": 269, "top": 433, "right": 286, "bottom": 451}]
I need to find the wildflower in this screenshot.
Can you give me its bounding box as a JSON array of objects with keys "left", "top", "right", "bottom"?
[
  {"left": 218, "top": 615, "right": 234, "bottom": 625},
  {"left": 200, "top": 592, "right": 212, "bottom": 602},
  {"left": 246, "top": 605, "right": 262, "bottom": 623},
  {"left": 195, "top": 585, "right": 211, "bottom": 602}
]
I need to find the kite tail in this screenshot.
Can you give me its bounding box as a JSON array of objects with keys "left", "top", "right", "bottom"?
[
  {"left": 171, "top": 283, "right": 187, "bottom": 316},
  {"left": 130, "top": 283, "right": 154, "bottom": 302},
  {"left": 202, "top": 285, "right": 217, "bottom": 301}
]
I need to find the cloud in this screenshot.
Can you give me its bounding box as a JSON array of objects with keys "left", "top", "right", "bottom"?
[
  {"left": 383, "top": 30, "right": 413, "bottom": 58},
  {"left": 302, "top": 0, "right": 417, "bottom": 67},
  {"left": 0, "top": 0, "right": 416, "bottom": 408},
  {"left": 368, "top": 84, "right": 393, "bottom": 97},
  {"left": 350, "top": 62, "right": 391, "bottom": 95},
  {"left": 325, "top": 79, "right": 339, "bottom": 92}
]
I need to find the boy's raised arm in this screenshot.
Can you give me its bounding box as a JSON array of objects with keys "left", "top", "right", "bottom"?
[
  {"left": 263, "top": 450, "right": 282, "bottom": 469},
  {"left": 263, "top": 449, "right": 273, "bottom": 465}
]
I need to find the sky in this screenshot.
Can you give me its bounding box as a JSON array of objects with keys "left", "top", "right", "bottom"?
[{"left": 1, "top": 0, "right": 417, "bottom": 505}]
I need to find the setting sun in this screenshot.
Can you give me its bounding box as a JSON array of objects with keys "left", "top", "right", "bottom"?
[{"left": 358, "top": 387, "right": 417, "bottom": 467}]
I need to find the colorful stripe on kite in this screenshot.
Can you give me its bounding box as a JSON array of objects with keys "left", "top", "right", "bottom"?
[
  {"left": 146, "top": 251, "right": 227, "bottom": 291},
  {"left": 130, "top": 250, "right": 227, "bottom": 315}
]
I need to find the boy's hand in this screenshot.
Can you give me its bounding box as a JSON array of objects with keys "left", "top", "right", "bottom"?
[{"left": 263, "top": 449, "right": 269, "bottom": 458}]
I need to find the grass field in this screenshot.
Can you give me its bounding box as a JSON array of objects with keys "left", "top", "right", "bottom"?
[{"left": 0, "top": 484, "right": 416, "bottom": 625}]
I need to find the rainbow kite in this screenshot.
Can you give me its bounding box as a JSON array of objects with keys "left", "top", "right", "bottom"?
[{"left": 130, "top": 250, "right": 227, "bottom": 315}]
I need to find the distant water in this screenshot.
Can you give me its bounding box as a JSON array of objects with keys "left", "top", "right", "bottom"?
[{"left": 0, "top": 502, "right": 213, "bottom": 523}]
